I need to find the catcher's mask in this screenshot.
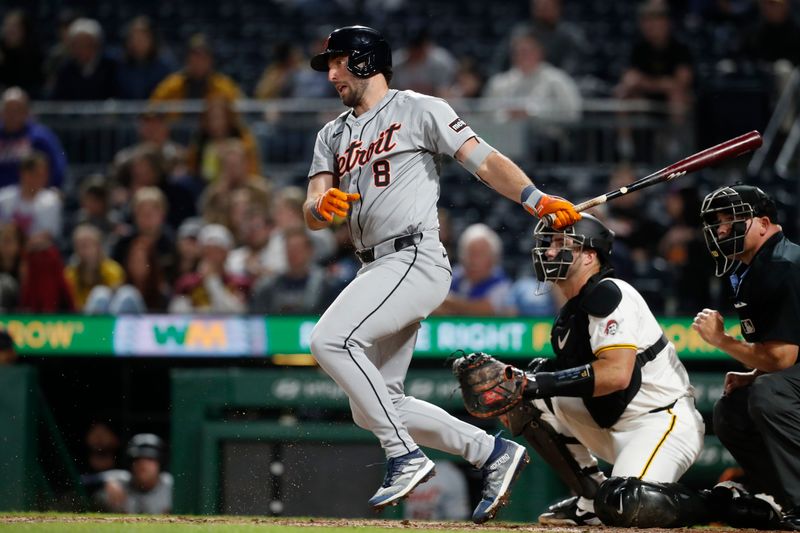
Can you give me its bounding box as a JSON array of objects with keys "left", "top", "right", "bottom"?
[
  {"left": 700, "top": 185, "right": 776, "bottom": 277},
  {"left": 532, "top": 214, "right": 614, "bottom": 284}
]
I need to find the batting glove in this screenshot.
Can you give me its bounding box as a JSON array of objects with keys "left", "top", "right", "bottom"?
[
  {"left": 523, "top": 190, "right": 581, "bottom": 229},
  {"left": 311, "top": 188, "right": 361, "bottom": 222}
]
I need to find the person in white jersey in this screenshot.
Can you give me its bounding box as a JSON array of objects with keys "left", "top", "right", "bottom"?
[
  {"left": 302, "top": 25, "right": 581, "bottom": 523},
  {"left": 452, "top": 214, "right": 706, "bottom": 527}
]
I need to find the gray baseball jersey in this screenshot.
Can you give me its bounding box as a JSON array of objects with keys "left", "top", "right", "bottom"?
[
  {"left": 309, "top": 89, "right": 476, "bottom": 249},
  {"left": 308, "top": 88, "right": 496, "bottom": 466}
]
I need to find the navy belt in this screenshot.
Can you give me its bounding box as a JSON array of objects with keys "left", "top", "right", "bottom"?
[{"left": 355, "top": 233, "right": 423, "bottom": 264}]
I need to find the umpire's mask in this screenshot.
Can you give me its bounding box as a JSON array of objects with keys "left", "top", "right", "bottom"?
[
  {"left": 532, "top": 214, "right": 614, "bottom": 284},
  {"left": 700, "top": 185, "right": 774, "bottom": 277}
]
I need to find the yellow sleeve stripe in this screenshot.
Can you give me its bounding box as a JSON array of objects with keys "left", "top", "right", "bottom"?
[
  {"left": 638, "top": 409, "right": 678, "bottom": 479},
  {"left": 594, "top": 344, "right": 637, "bottom": 355}
]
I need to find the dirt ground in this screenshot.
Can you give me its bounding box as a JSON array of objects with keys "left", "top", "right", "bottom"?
[{"left": 0, "top": 514, "right": 767, "bottom": 532}]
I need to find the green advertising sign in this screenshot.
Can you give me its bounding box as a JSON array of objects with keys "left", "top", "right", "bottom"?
[
  {"left": 3, "top": 314, "right": 741, "bottom": 360},
  {"left": 0, "top": 315, "right": 114, "bottom": 356}
]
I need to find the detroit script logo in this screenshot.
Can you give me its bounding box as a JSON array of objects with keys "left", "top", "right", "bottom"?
[{"left": 336, "top": 123, "right": 401, "bottom": 176}]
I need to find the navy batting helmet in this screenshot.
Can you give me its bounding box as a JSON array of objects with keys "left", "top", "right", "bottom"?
[{"left": 310, "top": 26, "right": 392, "bottom": 79}]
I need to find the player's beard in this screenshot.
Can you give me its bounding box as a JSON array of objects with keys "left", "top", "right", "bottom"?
[{"left": 341, "top": 78, "right": 368, "bottom": 108}]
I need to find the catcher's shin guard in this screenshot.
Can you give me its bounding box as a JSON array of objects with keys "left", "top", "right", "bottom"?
[
  {"left": 500, "top": 400, "right": 600, "bottom": 499},
  {"left": 594, "top": 477, "right": 710, "bottom": 528}
]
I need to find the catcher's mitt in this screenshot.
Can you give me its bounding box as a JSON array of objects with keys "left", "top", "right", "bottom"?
[{"left": 452, "top": 351, "right": 527, "bottom": 418}]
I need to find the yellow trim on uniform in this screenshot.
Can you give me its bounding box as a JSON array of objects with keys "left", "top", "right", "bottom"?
[
  {"left": 638, "top": 408, "right": 678, "bottom": 479},
  {"left": 593, "top": 344, "right": 637, "bottom": 355}
]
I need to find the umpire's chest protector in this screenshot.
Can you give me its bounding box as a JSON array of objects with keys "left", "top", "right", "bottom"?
[{"left": 551, "top": 273, "right": 642, "bottom": 428}]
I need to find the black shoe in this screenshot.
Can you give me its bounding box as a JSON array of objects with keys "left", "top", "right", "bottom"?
[
  {"left": 704, "top": 481, "right": 784, "bottom": 530},
  {"left": 538, "top": 495, "right": 601, "bottom": 526},
  {"left": 782, "top": 508, "right": 800, "bottom": 531}
]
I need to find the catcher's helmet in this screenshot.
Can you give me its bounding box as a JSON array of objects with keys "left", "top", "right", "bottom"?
[
  {"left": 700, "top": 184, "right": 776, "bottom": 277},
  {"left": 126, "top": 433, "right": 164, "bottom": 462},
  {"left": 532, "top": 214, "right": 614, "bottom": 283},
  {"left": 310, "top": 25, "right": 392, "bottom": 79}
]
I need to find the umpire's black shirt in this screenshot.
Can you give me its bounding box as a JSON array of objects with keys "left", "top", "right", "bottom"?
[{"left": 731, "top": 232, "right": 800, "bottom": 350}]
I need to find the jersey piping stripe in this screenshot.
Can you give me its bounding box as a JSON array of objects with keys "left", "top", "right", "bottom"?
[
  {"left": 638, "top": 408, "right": 677, "bottom": 479},
  {"left": 342, "top": 244, "right": 419, "bottom": 454},
  {"left": 593, "top": 344, "right": 637, "bottom": 355},
  {"left": 353, "top": 91, "right": 399, "bottom": 249}
]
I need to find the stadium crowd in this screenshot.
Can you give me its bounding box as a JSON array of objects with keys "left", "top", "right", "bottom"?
[{"left": 0, "top": 0, "right": 797, "bottom": 320}]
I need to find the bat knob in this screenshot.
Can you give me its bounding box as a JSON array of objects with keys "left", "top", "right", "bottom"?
[{"left": 542, "top": 213, "right": 556, "bottom": 226}]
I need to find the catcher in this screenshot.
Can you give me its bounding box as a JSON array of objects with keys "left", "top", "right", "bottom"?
[{"left": 453, "top": 215, "right": 707, "bottom": 527}]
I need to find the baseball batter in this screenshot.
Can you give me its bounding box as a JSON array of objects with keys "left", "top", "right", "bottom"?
[{"left": 302, "top": 25, "right": 580, "bottom": 522}]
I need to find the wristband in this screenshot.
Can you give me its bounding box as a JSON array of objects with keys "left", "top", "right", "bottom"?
[
  {"left": 521, "top": 185, "right": 544, "bottom": 215},
  {"left": 310, "top": 198, "right": 327, "bottom": 222},
  {"left": 528, "top": 364, "right": 595, "bottom": 398}
]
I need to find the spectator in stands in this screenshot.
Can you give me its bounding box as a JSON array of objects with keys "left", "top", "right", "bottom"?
[
  {"left": 0, "top": 328, "right": 16, "bottom": 365},
  {"left": 199, "top": 139, "right": 270, "bottom": 230},
  {"left": 175, "top": 217, "right": 202, "bottom": 278},
  {"left": 169, "top": 223, "right": 248, "bottom": 313},
  {"left": 50, "top": 18, "right": 118, "bottom": 100},
  {"left": 441, "top": 58, "right": 485, "bottom": 99},
  {"left": 484, "top": 29, "right": 582, "bottom": 122},
  {"left": 122, "top": 236, "right": 170, "bottom": 312},
  {"left": 614, "top": 0, "right": 693, "bottom": 124},
  {"left": 494, "top": 0, "right": 589, "bottom": 77},
  {"left": 392, "top": 29, "right": 458, "bottom": 97},
  {"left": 0, "top": 222, "right": 23, "bottom": 311},
  {"left": 67, "top": 175, "right": 120, "bottom": 249},
  {"left": 0, "top": 151, "right": 62, "bottom": 242},
  {"left": 0, "top": 9, "right": 43, "bottom": 97},
  {"left": 325, "top": 221, "right": 359, "bottom": 289},
  {"left": 435, "top": 223, "right": 512, "bottom": 316},
  {"left": 226, "top": 208, "right": 275, "bottom": 281},
  {"left": 504, "top": 270, "right": 557, "bottom": 316},
  {"left": 111, "top": 187, "right": 177, "bottom": 284},
  {"left": 657, "top": 185, "right": 712, "bottom": 315},
  {"left": 289, "top": 27, "right": 338, "bottom": 99},
  {"left": 741, "top": 0, "right": 800, "bottom": 66},
  {"left": 114, "top": 145, "right": 195, "bottom": 230},
  {"left": 43, "top": 9, "right": 79, "bottom": 97},
  {"left": 115, "top": 16, "right": 175, "bottom": 100},
  {"left": 64, "top": 224, "right": 126, "bottom": 312},
  {"left": 265, "top": 185, "right": 335, "bottom": 270},
  {"left": 19, "top": 242, "right": 75, "bottom": 312},
  {"left": 113, "top": 109, "right": 188, "bottom": 185},
  {"left": 150, "top": 33, "right": 241, "bottom": 102},
  {"left": 0, "top": 87, "right": 67, "bottom": 189},
  {"left": 250, "top": 226, "right": 334, "bottom": 315},
  {"left": 186, "top": 99, "right": 261, "bottom": 184},
  {"left": 95, "top": 433, "right": 172, "bottom": 514},
  {"left": 254, "top": 42, "right": 304, "bottom": 99}
]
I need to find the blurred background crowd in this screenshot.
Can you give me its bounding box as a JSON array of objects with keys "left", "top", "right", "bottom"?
[{"left": 0, "top": 0, "right": 798, "bottom": 321}]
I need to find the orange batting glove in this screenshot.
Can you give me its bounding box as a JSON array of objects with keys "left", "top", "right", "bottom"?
[
  {"left": 522, "top": 187, "right": 581, "bottom": 229},
  {"left": 311, "top": 188, "right": 361, "bottom": 222}
]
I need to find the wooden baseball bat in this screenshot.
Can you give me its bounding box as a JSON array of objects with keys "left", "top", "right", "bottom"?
[{"left": 544, "top": 130, "right": 763, "bottom": 225}]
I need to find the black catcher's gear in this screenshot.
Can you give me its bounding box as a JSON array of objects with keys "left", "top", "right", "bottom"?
[
  {"left": 532, "top": 214, "right": 615, "bottom": 283},
  {"left": 595, "top": 477, "right": 709, "bottom": 528},
  {"left": 452, "top": 352, "right": 526, "bottom": 418},
  {"left": 701, "top": 185, "right": 777, "bottom": 277},
  {"left": 310, "top": 25, "right": 392, "bottom": 79}
]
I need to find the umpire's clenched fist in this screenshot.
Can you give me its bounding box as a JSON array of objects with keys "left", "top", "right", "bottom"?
[{"left": 692, "top": 308, "right": 726, "bottom": 348}]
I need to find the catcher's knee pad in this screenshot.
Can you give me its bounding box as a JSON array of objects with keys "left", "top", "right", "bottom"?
[
  {"left": 595, "top": 477, "right": 708, "bottom": 528},
  {"left": 503, "top": 400, "right": 600, "bottom": 499}
]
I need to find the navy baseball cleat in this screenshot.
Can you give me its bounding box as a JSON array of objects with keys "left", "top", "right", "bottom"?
[
  {"left": 472, "top": 437, "right": 530, "bottom": 523},
  {"left": 368, "top": 449, "right": 436, "bottom": 509}
]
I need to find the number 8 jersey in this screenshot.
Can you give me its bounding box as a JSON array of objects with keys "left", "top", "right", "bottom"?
[{"left": 308, "top": 89, "right": 477, "bottom": 250}]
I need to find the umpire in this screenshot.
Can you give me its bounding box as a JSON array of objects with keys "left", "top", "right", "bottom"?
[{"left": 693, "top": 185, "right": 800, "bottom": 529}]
